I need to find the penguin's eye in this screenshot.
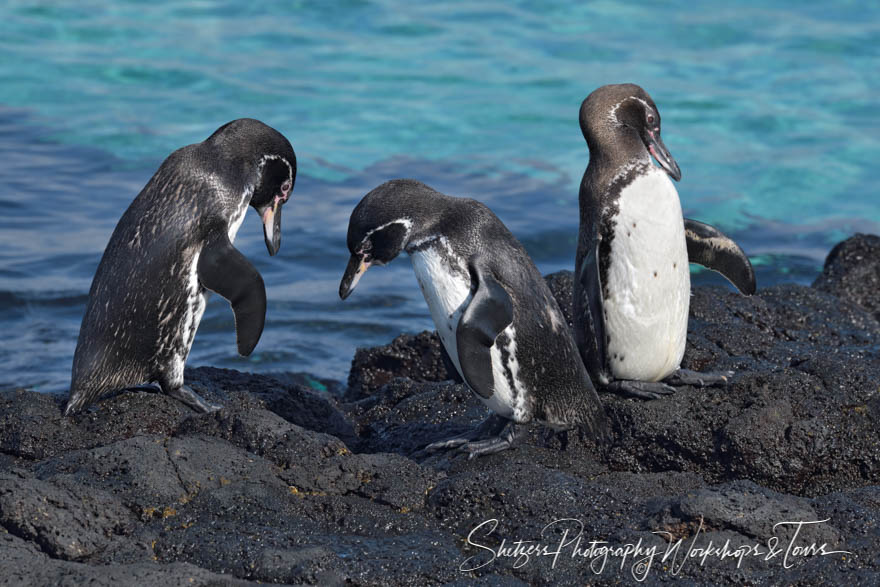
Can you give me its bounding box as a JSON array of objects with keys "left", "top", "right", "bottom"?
[
  {"left": 281, "top": 180, "right": 291, "bottom": 193},
  {"left": 647, "top": 114, "right": 655, "bottom": 125}
]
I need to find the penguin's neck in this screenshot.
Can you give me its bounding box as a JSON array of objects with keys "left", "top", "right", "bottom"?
[
  {"left": 227, "top": 184, "right": 256, "bottom": 243},
  {"left": 402, "top": 211, "right": 450, "bottom": 256},
  {"left": 585, "top": 122, "right": 645, "bottom": 168},
  {"left": 581, "top": 146, "right": 652, "bottom": 217}
]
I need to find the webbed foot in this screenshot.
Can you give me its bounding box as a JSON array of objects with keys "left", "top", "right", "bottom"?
[
  {"left": 604, "top": 379, "right": 676, "bottom": 400},
  {"left": 663, "top": 368, "right": 733, "bottom": 388},
  {"left": 167, "top": 384, "right": 221, "bottom": 413},
  {"left": 423, "top": 414, "right": 524, "bottom": 459}
]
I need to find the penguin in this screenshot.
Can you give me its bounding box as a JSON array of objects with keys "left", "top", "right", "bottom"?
[
  {"left": 574, "top": 84, "right": 756, "bottom": 399},
  {"left": 339, "top": 179, "right": 607, "bottom": 457},
  {"left": 65, "top": 118, "right": 296, "bottom": 415}
]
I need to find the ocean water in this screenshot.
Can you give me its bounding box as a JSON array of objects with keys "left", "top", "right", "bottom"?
[{"left": 1, "top": 1, "right": 878, "bottom": 394}]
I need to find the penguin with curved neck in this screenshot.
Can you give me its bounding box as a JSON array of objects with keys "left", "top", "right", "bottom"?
[
  {"left": 341, "top": 179, "right": 607, "bottom": 458},
  {"left": 575, "top": 84, "right": 755, "bottom": 399},
  {"left": 66, "top": 118, "right": 296, "bottom": 415}
]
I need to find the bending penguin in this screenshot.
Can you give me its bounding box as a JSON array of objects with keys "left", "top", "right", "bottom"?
[
  {"left": 339, "top": 179, "right": 607, "bottom": 458},
  {"left": 65, "top": 118, "right": 296, "bottom": 415},
  {"left": 575, "top": 84, "right": 755, "bottom": 399}
]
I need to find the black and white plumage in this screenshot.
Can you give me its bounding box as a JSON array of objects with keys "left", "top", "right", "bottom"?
[
  {"left": 575, "top": 84, "right": 755, "bottom": 399},
  {"left": 339, "top": 179, "right": 607, "bottom": 457},
  {"left": 66, "top": 118, "right": 296, "bottom": 415}
]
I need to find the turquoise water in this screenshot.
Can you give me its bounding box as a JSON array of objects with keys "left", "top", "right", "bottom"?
[{"left": 1, "top": 1, "right": 878, "bottom": 393}]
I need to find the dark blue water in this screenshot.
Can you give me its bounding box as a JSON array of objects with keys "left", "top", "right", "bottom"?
[{"left": 1, "top": 2, "right": 878, "bottom": 393}]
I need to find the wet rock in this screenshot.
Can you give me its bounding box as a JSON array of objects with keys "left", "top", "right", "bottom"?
[
  {"left": 0, "top": 554, "right": 256, "bottom": 587},
  {"left": 347, "top": 378, "right": 488, "bottom": 455},
  {"left": 0, "top": 389, "right": 186, "bottom": 461},
  {"left": 176, "top": 405, "right": 438, "bottom": 510},
  {"left": 645, "top": 480, "right": 841, "bottom": 545},
  {"left": 2, "top": 235, "right": 880, "bottom": 584},
  {"left": 185, "top": 366, "right": 358, "bottom": 445},
  {"left": 35, "top": 436, "right": 189, "bottom": 509},
  {"left": 346, "top": 331, "right": 461, "bottom": 401},
  {"left": 0, "top": 471, "right": 134, "bottom": 561},
  {"left": 252, "top": 545, "right": 344, "bottom": 585},
  {"left": 813, "top": 233, "right": 880, "bottom": 320}
]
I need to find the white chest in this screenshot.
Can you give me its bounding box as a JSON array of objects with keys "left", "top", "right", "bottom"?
[
  {"left": 603, "top": 168, "right": 690, "bottom": 382},
  {"left": 409, "top": 243, "right": 472, "bottom": 378},
  {"left": 409, "top": 242, "right": 530, "bottom": 421}
]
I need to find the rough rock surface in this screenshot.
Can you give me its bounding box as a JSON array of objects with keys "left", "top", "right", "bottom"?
[
  {"left": 2, "top": 234, "right": 880, "bottom": 585},
  {"left": 813, "top": 232, "right": 880, "bottom": 321}
]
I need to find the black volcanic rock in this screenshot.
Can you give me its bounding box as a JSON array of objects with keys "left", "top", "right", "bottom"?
[
  {"left": 345, "top": 331, "right": 462, "bottom": 401},
  {"left": 0, "top": 471, "right": 135, "bottom": 561},
  {"left": 2, "top": 234, "right": 880, "bottom": 585},
  {"left": 813, "top": 233, "right": 880, "bottom": 320}
]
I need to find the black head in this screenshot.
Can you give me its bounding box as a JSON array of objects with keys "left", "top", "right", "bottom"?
[
  {"left": 339, "top": 179, "right": 441, "bottom": 300},
  {"left": 579, "top": 83, "right": 681, "bottom": 181},
  {"left": 206, "top": 118, "right": 297, "bottom": 255}
]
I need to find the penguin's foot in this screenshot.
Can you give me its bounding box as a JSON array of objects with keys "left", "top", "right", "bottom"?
[
  {"left": 663, "top": 369, "right": 733, "bottom": 388},
  {"left": 423, "top": 414, "right": 508, "bottom": 452},
  {"left": 457, "top": 421, "right": 526, "bottom": 459},
  {"left": 423, "top": 414, "right": 524, "bottom": 459},
  {"left": 604, "top": 379, "right": 676, "bottom": 400},
  {"left": 127, "top": 383, "right": 163, "bottom": 393},
  {"left": 167, "top": 385, "right": 221, "bottom": 413}
]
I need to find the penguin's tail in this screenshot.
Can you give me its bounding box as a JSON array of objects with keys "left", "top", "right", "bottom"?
[
  {"left": 578, "top": 407, "right": 611, "bottom": 445},
  {"left": 63, "top": 394, "right": 86, "bottom": 416},
  {"left": 573, "top": 387, "right": 612, "bottom": 445},
  {"left": 65, "top": 353, "right": 139, "bottom": 416}
]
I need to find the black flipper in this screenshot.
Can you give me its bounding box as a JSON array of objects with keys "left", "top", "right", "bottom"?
[
  {"left": 684, "top": 219, "right": 756, "bottom": 295},
  {"left": 197, "top": 232, "right": 267, "bottom": 356},
  {"left": 573, "top": 232, "right": 608, "bottom": 384},
  {"left": 455, "top": 262, "right": 514, "bottom": 400}
]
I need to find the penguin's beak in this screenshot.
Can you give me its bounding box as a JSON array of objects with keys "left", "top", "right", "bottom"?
[
  {"left": 339, "top": 254, "right": 371, "bottom": 300},
  {"left": 259, "top": 198, "right": 283, "bottom": 256},
  {"left": 645, "top": 129, "right": 682, "bottom": 181}
]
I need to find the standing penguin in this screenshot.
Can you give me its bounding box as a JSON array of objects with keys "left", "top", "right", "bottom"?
[
  {"left": 575, "top": 84, "right": 755, "bottom": 399},
  {"left": 65, "top": 119, "right": 296, "bottom": 415},
  {"left": 339, "top": 179, "right": 607, "bottom": 457}
]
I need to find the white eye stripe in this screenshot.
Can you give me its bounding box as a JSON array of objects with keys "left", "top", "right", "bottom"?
[
  {"left": 360, "top": 218, "right": 413, "bottom": 248},
  {"left": 608, "top": 96, "right": 656, "bottom": 126},
  {"left": 607, "top": 100, "right": 624, "bottom": 125},
  {"left": 258, "top": 153, "right": 294, "bottom": 185}
]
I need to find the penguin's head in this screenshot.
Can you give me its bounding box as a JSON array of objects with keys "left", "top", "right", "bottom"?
[
  {"left": 251, "top": 153, "right": 296, "bottom": 256},
  {"left": 339, "top": 180, "right": 432, "bottom": 300},
  {"left": 580, "top": 83, "right": 681, "bottom": 181},
  {"left": 207, "top": 118, "right": 297, "bottom": 255}
]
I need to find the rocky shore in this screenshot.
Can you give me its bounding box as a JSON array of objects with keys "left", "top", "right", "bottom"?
[{"left": 2, "top": 234, "right": 880, "bottom": 585}]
